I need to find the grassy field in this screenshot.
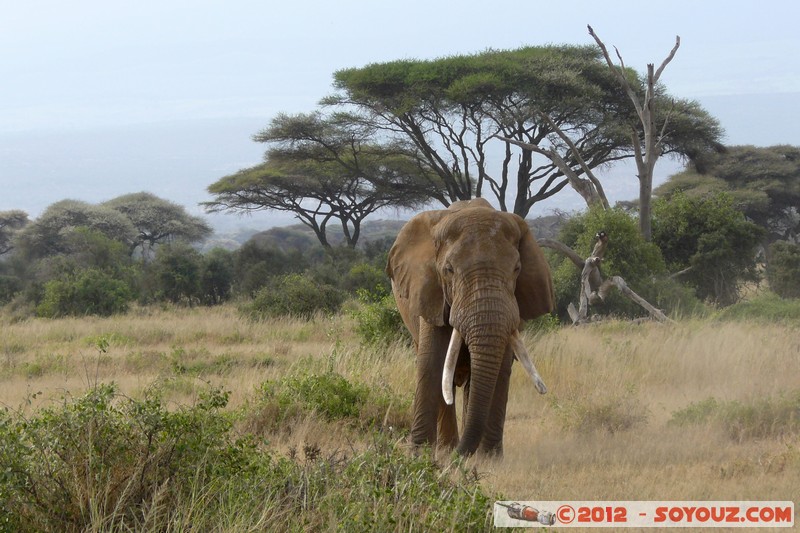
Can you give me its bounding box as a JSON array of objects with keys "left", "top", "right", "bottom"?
[{"left": 1, "top": 305, "right": 799, "bottom": 530}]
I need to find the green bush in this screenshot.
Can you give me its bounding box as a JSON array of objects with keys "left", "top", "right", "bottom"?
[
  {"left": 199, "top": 247, "right": 235, "bottom": 304},
  {"left": 714, "top": 292, "right": 800, "bottom": 323},
  {"left": 652, "top": 192, "right": 764, "bottom": 306},
  {"left": 250, "top": 370, "right": 411, "bottom": 433},
  {"left": 0, "top": 383, "right": 251, "bottom": 532},
  {"left": 0, "top": 274, "right": 21, "bottom": 305},
  {"left": 293, "top": 436, "right": 492, "bottom": 532},
  {"left": 241, "top": 273, "right": 346, "bottom": 320},
  {"left": 232, "top": 240, "right": 308, "bottom": 296},
  {"left": 0, "top": 381, "right": 490, "bottom": 532},
  {"left": 351, "top": 290, "right": 411, "bottom": 346},
  {"left": 552, "top": 207, "right": 667, "bottom": 319},
  {"left": 524, "top": 313, "right": 562, "bottom": 335},
  {"left": 649, "top": 276, "right": 708, "bottom": 319},
  {"left": 36, "top": 268, "right": 134, "bottom": 317},
  {"left": 767, "top": 241, "right": 800, "bottom": 299},
  {"left": 144, "top": 243, "right": 203, "bottom": 304},
  {"left": 342, "top": 263, "right": 391, "bottom": 295}
]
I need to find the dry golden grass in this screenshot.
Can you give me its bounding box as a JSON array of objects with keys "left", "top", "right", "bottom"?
[
  {"left": 2, "top": 306, "right": 798, "bottom": 508},
  {"left": 484, "top": 320, "right": 800, "bottom": 503}
]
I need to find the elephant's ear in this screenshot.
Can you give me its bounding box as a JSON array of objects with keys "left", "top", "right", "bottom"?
[
  {"left": 512, "top": 216, "right": 555, "bottom": 320},
  {"left": 386, "top": 210, "right": 447, "bottom": 327}
]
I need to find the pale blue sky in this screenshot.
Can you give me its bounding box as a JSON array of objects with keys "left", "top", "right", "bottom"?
[
  {"left": 3, "top": 0, "right": 798, "bottom": 132},
  {"left": 1, "top": 1, "right": 799, "bottom": 222}
]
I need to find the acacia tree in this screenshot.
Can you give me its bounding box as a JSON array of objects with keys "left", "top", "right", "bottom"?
[
  {"left": 655, "top": 145, "right": 800, "bottom": 245},
  {"left": 327, "top": 45, "right": 721, "bottom": 219},
  {"left": 205, "top": 112, "right": 440, "bottom": 248},
  {"left": 16, "top": 200, "right": 137, "bottom": 260},
  {"left": 103, "top": 192, "right": 212, "bottom": 258},
  {"left": 0, "top": 210, "right": 28, "bottom": 255}
]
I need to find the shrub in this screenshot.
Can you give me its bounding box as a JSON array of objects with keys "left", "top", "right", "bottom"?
[
  {"left": 0, "top": 274, "right": 21, "bottom": 305},
  {"left": 714, "top": 292, "right": 800, "bottom": 323},
  {"left": 351, "top": 289, "right": 411, "bottom": 346},
  {"left": 144, "top": 243, "right": 203, "bottom": 304},
  {"left": 342, "top": 263, "right": 391, "bottom": 295},
  {"left": 293, "top": 436, "right": 492, "bottom": 532},
  {"left": 524, "top": 313, "right": 561, "bottom": 335},
  {"left": 241, "top": 273, "right": 346, "bottom": 320},
  {"left": 199, "top": 247, "right": 235, "bottom": 304},
  {"left": 36, "top": 268, "right": 134, "bottom": 317},
  {"left": 552, "top": 207, "right": 667, "bottom": 319},
  {"left": 232, "top": 240, "right": 308, "bottom": 296},
  {"left": 0, "top": 383, "right": 253, "bottom": 532},
  {"left": 767, "top": 241, "right": 800, "bottom": 299},
  {"left": 248, "top": 370, "right": 411, "bottom": 434},
  {"left": 652, "top": 192, "right": 764, "bottom": 306},
  {"left": 0, "top": 381, "right": 490, "bottom": 532}
]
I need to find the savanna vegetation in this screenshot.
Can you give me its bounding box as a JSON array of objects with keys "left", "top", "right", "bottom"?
[
  {"left": 1, "top": 32, "right": 799, "bottom": 532},
  {"left": 1, "top": 304, "right": 799, "bottom": 531}
]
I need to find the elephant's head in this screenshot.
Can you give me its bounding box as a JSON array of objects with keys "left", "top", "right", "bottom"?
[{"left": 386, "top": 199, "right": 554, "bottom": 456}]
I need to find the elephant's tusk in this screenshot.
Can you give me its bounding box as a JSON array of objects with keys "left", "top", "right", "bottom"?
[
  {"left": 510, "top": 331, "right": 548, "bottom": 394},
  {"left": 442, "top": 328, "right": 462, "bottom": 405}
]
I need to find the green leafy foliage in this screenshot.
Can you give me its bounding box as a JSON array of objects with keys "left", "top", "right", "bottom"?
[
  {"left": 143, "top": 243, "right": 203, "bottom": 304},
  {"left": 714, "top": 292, "right": 800, "bottom": 322},
  {"left": 241, "top": 273, "right": 346, "bottom": 320},
  {"left": 248, "top": 370, "right": 412, "bottom": 434},
  {"left": 199, "top": 247, "right": 235, "bottom": 304},
  {"left": 0, "top": 383, "right": 247, "bottom": 532},
  {"left": 351, "top": 288, "right": 411, "bottom": 346},
  {"left": 232, "top": 239, "right": 309, "bottom": 296},
  {"left": 656, "top": 145, "right": 800, "bottom": 245},
  {"left": 102, "top": 191, "right": 212, "bottom": 257},
  {"left": 329, "top": 46, "right": 721, "bottom": 219},
  {"left": 767, "top": 241, "right": 800, "bottom": 299},
  {"left": 290, "top": 437, "right": 493, "bottom": 532},
  {"left": 36, "top": 268, "right": 134, "bottom": 317},
  {"left": 552, "top": 207, "right": 669, "bottom": 318},
  {"left": 652, "top": 192, "right": 764, "bottom": 306},
  {"left": 0, "top": 379, "right": 490, "bottom": 532},
  {"left": 16, "top": 200, "right": 137, "bottom": 261}
]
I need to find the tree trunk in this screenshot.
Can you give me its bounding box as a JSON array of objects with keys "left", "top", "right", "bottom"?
[{"left": 588, "top": 25, "right": 679, "bottom": 242}]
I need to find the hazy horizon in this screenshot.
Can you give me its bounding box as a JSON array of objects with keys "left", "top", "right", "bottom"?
[{"left": 2, "top": 1, "right": 799, "bottom": 232}]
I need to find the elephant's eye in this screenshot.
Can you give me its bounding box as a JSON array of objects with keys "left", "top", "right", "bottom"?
[
  {"left": 514, "top": 262, "right": 521, "bottom": 274},
  {"left": 444, "top": 263, "right": 454, "bottom": 274}
]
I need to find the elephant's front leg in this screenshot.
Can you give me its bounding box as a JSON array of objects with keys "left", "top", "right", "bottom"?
[{"left": 411, "top": 320, "right": 456, "bottom": 452}]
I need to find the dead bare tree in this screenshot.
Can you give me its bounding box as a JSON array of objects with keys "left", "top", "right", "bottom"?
[
  {"left": 540, "top": 231, "right": 670, "bottom": 325},
  {"left": 588, "top": 25, "right": 680, "bottom": 241}
]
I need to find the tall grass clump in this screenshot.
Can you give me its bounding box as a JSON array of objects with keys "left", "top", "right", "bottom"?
[
  {"left": 670, "top": 392, "right": 800, "bottom": 441},
  {"left": 273, "top": 436, "right": 493, "bottom": 531},
  {"left": 552, "top": 393, "right": 649, "bottom": 435}
]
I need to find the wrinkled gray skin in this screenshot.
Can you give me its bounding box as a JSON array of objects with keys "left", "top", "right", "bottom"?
[{"left": 386, "top": 199, "right": 554, "bottom": 457}]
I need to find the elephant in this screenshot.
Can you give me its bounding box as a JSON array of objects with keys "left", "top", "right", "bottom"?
[{"left": 386, "top": 198, "right": 554, "bottom": 457}]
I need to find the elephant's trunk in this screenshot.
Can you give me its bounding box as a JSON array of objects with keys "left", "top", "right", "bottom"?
[
  {"left": 456, "top": 331, "right": 508, "bottom": 456},
  {"left": 448, "top": 275, "right": 519, "bottom": 456}
]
